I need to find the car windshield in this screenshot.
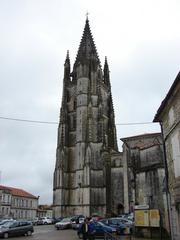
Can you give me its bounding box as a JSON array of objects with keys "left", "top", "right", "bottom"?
[
  {"left": 109, "top": 219, "right": 118, "bottom": 224},
  {"left": 0, "top": 221, "right": 7, "bottom": 225},
  {"left": 79, "top": 218, "right": 85, "bottom": 222},
  {"left": 100, "top": 219, "right": 107, "bottom": 224},
  {"left": 1, "top": 221, "right": 15, "bottom": 228},
  {"left": 61, "top": 218, "right": 70, "bottom": 222},
  {"left": 116, "top": 218, "right": 132, "bottom": 223},
  {"left": 96, "top": 222, "right": 105, "bottom": 226}
]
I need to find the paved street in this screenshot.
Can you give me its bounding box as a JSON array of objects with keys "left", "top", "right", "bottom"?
[
  {"left": 8, "top": 225, "right": 78, "bottom": 240},
  {"left": 9, "top": 225, "right": 165, "bottom": 240}
]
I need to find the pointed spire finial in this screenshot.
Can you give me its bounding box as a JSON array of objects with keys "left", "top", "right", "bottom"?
[
  {"left": 73, "top": 14, "right": 101, "bottom": 67},
  {"left": 104, "top": 56, "right": 110, "bottom": 86},
  {"left": 64, "top": 50, "right": 70, "bottom": 81},
  {"left": 65, "top": 50, "right": 70, "bottom": 63},
  {"left": 104, "top": 56, "right": 109, "bottom": 68},
  {"left": 86, "top": 11, "right": 89, "bottom": 20},
  {"left": 66, "top": 50, "right": 69, "bottom": 59},
  {"left": 105, "top": 56, "right": 108, "bottom": 65}
]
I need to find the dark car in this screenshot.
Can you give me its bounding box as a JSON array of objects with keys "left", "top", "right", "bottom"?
[
  {"left": 116, "top": 217, "right": 133, "bottom": 227},
  {"left": 100, "top": 218, "right": 132, "bottom": 235},
  {"left": 0, "top": 220, "right": 34, "bottom": 238},
  {"left": 52, "top": 217, "right": 64, "bottom": 224},
  {"left": 100, "top": 218, "right": 126, "bottom": 235},
  {"left": 0, "top": 220, "right": 15, "bottom": 226},
  {"left": 77, "top": 221, "right": 116, "bottom": 239}
]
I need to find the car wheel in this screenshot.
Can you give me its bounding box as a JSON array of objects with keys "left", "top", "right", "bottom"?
[
  {"left": 27, "top": 230, "right": 32, "bottom": 236},
  {"left": 4, "top": 233, "right": 8, "bottom": 239},
  {"left": 78, "top": 233, "right": 83, "bottom": 239}
]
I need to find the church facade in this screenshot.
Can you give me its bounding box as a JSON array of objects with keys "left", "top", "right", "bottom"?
[{"left": 53, "top": 18, "right": 122, "bottom": 217}]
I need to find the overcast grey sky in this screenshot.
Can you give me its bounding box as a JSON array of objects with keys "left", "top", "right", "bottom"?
[{"left": 0, "top": 0, "right": 180, "bottom": 204}]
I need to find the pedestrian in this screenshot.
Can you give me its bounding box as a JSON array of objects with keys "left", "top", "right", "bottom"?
[
  {"left": 80, "top": 218, "right": 89, "bottom": 240},
  {"left": 88, "top": 219, "right": 95, "bottom": 240}
]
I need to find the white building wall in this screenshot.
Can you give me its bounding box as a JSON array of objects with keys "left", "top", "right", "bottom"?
[
  {"left": 171, "top": 131, "right": 180, "bottom": 178},
  {"left": 11, "top": 196, "right": 38, "bottom": 220}
]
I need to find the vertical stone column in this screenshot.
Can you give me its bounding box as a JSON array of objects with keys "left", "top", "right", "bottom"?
[
  {"left": 105, "top": 150, "right": 111, "bottom": 216},
  {"left": 123, "top": 145, "right": 129, "bottom": 213}
]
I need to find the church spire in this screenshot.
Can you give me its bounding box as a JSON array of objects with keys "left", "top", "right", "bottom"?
[
  {"left": 74, "top": 18, "right": 100, "bottom": 67},
  {"left": 64, "top": 50, "right": 70, "bottom": 82},
  {"left": 103, "top": 56, "right": 110, "bottom": 86}
]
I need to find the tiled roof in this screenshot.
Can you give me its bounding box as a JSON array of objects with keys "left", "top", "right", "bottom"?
[
  {"left": 132, "top": 141, "right": 160, "bottom": 150},
  {"left": 120, "top": 133, "right": 162, "bottom": 150},
  {"left": 121, "top": 132, "right": 161, "bottom": 141},
  {"left": 0, "top": 185, "right": 38, "bottom": 199}
]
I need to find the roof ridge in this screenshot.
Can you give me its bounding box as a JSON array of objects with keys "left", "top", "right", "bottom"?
[{"left": 0, "top": 184, "right": 38, "bottom": 199}]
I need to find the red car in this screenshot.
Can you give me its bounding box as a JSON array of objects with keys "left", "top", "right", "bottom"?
[{"left": 91, "top": 215, "right": 103, "bottom": 221}]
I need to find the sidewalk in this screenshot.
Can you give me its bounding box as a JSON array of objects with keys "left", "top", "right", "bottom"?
[
  {"left": 94, "top": 237, "right": 146, "bottom": 240},
  {"left": 95, "top": 236, "right": 169, "bottom": 240}
]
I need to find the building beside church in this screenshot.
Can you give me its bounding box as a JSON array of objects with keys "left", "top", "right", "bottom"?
[
  {"left": 53, "top": 18, "right": 122, "bottom": 217},
  {"left": 0, "top": 185, "right": 38, "bottom": 220},
  {"left": 154, "top": 72, "right": 180, "bottom": 240},
  {"left": 121, "top": 133, "right": 168, "bottom": 231},
  {"left": 37, "top": 205, "right": 53, "bottom": 218}
]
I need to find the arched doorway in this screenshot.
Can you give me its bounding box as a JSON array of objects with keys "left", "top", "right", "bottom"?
[{"left": 117, "top": 203, "right": 124, "bottom": 215}]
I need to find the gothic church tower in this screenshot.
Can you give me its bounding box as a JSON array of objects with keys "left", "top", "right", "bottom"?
[{"left": 53, "top": 18, "right": 118, "bottom": 217}]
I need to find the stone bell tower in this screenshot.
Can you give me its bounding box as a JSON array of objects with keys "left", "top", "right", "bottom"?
[{"left": 53, "top": 18, "right": 118, "bottom": 217}]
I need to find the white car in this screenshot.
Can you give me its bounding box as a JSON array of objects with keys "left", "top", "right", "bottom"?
[
  {"left": 71, "top": 217, "right": 85, "bottom": 230},
  {"left": 39, "top": 217, "right": 53, "bottom": 225},
  {"left": 55, "top": 217, "right": 71, "bottom": 230}
]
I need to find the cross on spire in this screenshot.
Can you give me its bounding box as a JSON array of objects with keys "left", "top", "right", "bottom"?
[{"left": 86, "top": 11, "right": 89, "bottom": 20}]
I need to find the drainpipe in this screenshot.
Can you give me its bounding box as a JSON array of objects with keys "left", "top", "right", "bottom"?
[{"left": 159, "top": 122, "right": 173, "bottom": 240}]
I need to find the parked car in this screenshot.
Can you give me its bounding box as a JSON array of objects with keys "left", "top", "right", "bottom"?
[
  {"left": 91, "top": 214, "right": 103, "bottom": 221},
  {"left": 71, "top": 217, "right": 85, "bottom": 230},
  {"left": 117, "top": 217, "right": 133, "bottom": 227},
  {"left": 55, "top": 217, "right": 72, "bottom": 230},
  {"left": 0, "top": 220, "right": 34, "bottom": 238},
  {"left": 118, "top": 213, "right": 134, "bottom": 222},
  {"left": 37, "top": 217, "right": 53, "bottom": 225},
  {"left": 52, "top": 217, "right": 64, "bottom": 224},
  {"left": 0, "top": 220, "right": 15, "bottom": 226},
  {"left": 77, "top": 221, "right": 117, "bottom": 239},
  {"left": 32, "top": 217, "right": 39, "bottom": 225},
  {"left": 100, "top": 218, "right": 133, "bottom": 235},
  {"left": 71, "top": 215, "right": 85, "bottom": 230},
  {"left": 127, "top": 213, "right": 134, "bottom": 222}
]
